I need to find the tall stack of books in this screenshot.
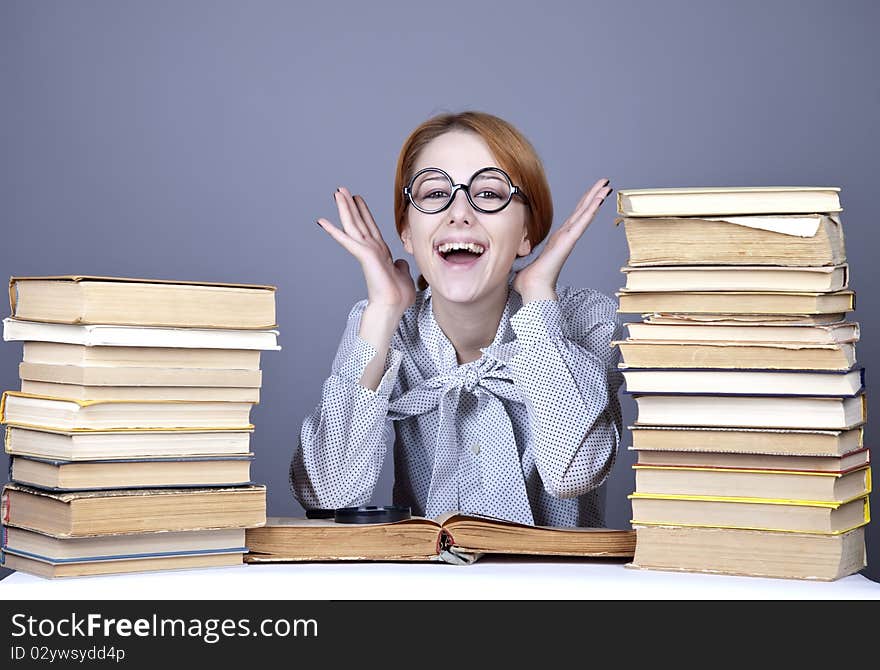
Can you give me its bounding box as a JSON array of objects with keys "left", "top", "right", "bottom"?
[
  {"left": 0, "top": 275, "right": 278, "bottom": 578},
  {"left": 612, "top": 187, "right": 870, "bottom": 580}
]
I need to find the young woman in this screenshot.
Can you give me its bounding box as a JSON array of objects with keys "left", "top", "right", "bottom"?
[{"left": 292, "top": 111, "right": 621, "bottom": 527}]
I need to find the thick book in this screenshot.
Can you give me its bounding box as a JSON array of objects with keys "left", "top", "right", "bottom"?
[
  {"left": 0, "top": 551, "right": 245, "bottom": 579},
  {"left": 9, "top": 454, "right": 254, "bottom": 490},
  {"left": 244, "top": 514, "right": 636, "bottom": 565},
  {"left": 620, "top": 366, "right": 865, "bottom": 396},
  {"left": 632, "top": 446, "right": 870, "bottom": 472},
  {"left": 18, "top": 362, "right": 262, "bottom": 388},
  {"left": 613, "top": 339, "right": 856, "bottom": 371},
  {"left": 629, "top": 425, "right": 864, "bottom": 456},
  {"left": 623, "top": 318, "right": 859, "bottom": 344},
  {"left": 621, "top": 264, "right": 848, "bottom": 293},
  {"left": 1, "top": 483, "right": 267, "bottom": 537},
  {"left": 19, "top": 381, "right": 261, "bottom": 403},
  {"left": 627, "top": 525, "right": 866, "bottom": 581},
  {"left": 1, "top": 526, "right": 246, "bottom": 578},
  {"left": 4, "top": 426, "right": 253, "bottom": 461},
  {"left": 632, "top": 464, "right": 871, "bottom": 502},
  {"left": 616, "top": 186, "right": 842, "bottom": 217},
  {"left": 616, "top": 289, "right": 855, "bottom": 315},
  {"left": 640, "top": 313, "right": 846, "bottom": 325},
  {"left": 1, "top": 526, "right": 247, "bottom": 562},
  {"left": 628, "top": 491, "right": 870, "bottom": 534},
  {"left": 19, "top": 341, "right": 261, "bottom": 370},
  {"left": 8, "top": 275, "right": 277, "bottom": 329},
  {"left": 3, "top": 317, "right": 280, "bottom": 350},
  {"left": 629, "top": 392, "right": 867, "bottom": 430},
  {"left": 619, "top": 213, "right": 845, "bottom": 266},
  {"left": 0, "top": 391, "right": 255, "bottom": 431}
]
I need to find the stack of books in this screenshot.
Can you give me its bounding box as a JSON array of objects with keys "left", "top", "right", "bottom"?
[
  {"left": 0, "top": 275, "right": 278, "bottom": 578},
  {"left": 612, "top": 187, "right": 870, "bottom": 580}
]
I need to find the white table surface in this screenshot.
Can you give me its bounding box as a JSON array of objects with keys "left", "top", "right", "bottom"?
[{"left": 2, "top": 557, "right": 878, "bottom": 600}]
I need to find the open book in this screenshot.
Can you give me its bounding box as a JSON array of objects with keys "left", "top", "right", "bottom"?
[{"left": 244, "top": 514, "right": 636, "bottom": 565}]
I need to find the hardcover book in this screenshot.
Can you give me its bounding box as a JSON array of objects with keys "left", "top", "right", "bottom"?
[
  {"left": 627, "top": 525, "right": 866, "bottom": 581},
  {"left": 623, "top": 318, "right": 859, "bottom": 344},
  {"left": 616, "top": 186, "right": 842, "bottom": 217},
  {"left": 18, "top": 381, "right": 261, "bottom": 403},
  {"left": 0, "top": 550, "right": 245, "bottom": 579},
  {"left": 18, "top": 341, "right": 262, "bottom": 370},
  {"left": 620, "top": 366, "right": 864, "bottom": 396},
  {"left": 629, "top": 392, "right": 867, "bottom": 430},
  {"left": 616, "top": 289, "right": 855, "bottom": 315},
  {"left": 632, "top": 446, "right": 870, "bottom": 472},
  {"left": 4, "top": 426, "right": 253, "bottom": 461},
  {"left": 613, "top": 339, "right": 856, "bottom": 371},
  {"left": 0, "top": 391, "right": 255, "bottom": 431},
  {"left": 620, "top": 264, "right": 848, "bottom": 293},
  {"left": 628, "top": 491, "right": 870, "bottom": 534},
  {"left": 618, "top": 213, "right": 845, "bottom": 266},
  {"left": 7, "top": 275, "right": 277, "bottom": 329},
  {"left": 2, "top": 525, "right": 247, "bottom": 561},
  {"left": 628, "top": 425, "right": 864, "bottom": 456},
  {"left": 18, "top": 362, "right": 262, "bottom": 388},
  {"left": 631, "top": 464, "right": 871, "bottom": 502},
  {"left": 1, "top": 483, "right": 267, "bottom": 537},
  {"left": 9, "top": 454, "right": 254, "bottom": 490},
  {"left": 3, "top": 317, "right": 280, "bottom": 350},
  {"left": 1, "top": 527, "right": 247, "bottom": 579}
]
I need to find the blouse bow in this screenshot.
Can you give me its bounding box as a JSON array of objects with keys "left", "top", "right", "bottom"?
[{"left": 387, "top": 354, "right": 535, "bottom": 525}]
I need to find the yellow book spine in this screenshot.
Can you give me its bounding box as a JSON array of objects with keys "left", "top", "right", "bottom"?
[
  {"left": 629, "top": 520, "right": 869, "bottom": 535},
  {"left": 632, "top": 463, "right": 852, "bottom": 478},
  {"left": 627, "top": 491, "right": 868, "bottom": 508}
]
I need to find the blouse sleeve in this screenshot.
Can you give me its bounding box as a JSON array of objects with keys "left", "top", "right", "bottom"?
[
  {"left": 506, "top": 287, "right": 624, "bottom": 499},
  {"left": 290, "top": 299, "right": 403, "bottom": 510}
]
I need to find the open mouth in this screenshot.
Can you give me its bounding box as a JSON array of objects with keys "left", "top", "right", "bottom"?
[{"left": 436, "top": 241, "right": 486, "bottom": 266}]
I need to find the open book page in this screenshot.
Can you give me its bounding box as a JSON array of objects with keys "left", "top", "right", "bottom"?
[
  {"left": 244, "top": 516, "right": 444, "bottom": 562},
  {"left": 438, "top": 513, "right": 637, "bottom": 557}
]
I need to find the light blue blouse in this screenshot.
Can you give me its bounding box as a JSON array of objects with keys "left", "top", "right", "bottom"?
[{"left": 291, "top": 280, "right": 623, "bottom": 527}]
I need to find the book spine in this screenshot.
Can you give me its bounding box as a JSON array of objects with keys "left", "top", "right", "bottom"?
[
  {"left": 632, "top": 464, "right": 871, "bottom": 478},
  {"left": 629, "top": 520, "right": 869, "bottom": 534},
  {"left": 17, "top": 482, "right": 258, "bottom": 493},
  {"left": 1, "top": 486, "right": 9, "bottom": 525},
  {"left": 2, "top": 546, "right": 249, "bottom": 564},
  {"left": 627, "top": 491, "right": 867, "bottom": 508},
  {"left": 8, "top": 278, "right": 16, "bottom": 318}
]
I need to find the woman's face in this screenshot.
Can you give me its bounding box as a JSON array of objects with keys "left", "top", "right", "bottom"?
[{"left": 400, "top": 130, "right": 531, "bottom": 305}]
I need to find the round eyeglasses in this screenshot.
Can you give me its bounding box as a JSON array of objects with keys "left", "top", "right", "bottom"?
[{"left": 403, "top": 166, "right": 529, "bottom": 214}]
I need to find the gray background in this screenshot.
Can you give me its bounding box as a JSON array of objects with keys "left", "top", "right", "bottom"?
[{"left": 1, "top": 0, "right": 877, "bottom": 584}]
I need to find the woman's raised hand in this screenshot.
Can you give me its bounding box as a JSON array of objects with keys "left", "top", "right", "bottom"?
[
  {"left": 317, "top": 186, "right": 416, "bottom": 317},
  {"left": 512, "top": 177, "right": 613, "bottom": 303}
]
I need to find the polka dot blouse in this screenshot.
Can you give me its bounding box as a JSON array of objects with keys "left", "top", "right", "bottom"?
[{"left": 291, "top": 280, "right": 624, "bottom": 527}]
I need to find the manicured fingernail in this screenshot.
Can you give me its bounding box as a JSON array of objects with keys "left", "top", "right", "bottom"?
[
  {"left": 602, "top": 179, "right": 610, "bottom": 186},
  {"left": 315, "top": 219, "right": 321, "bottom": 226}
]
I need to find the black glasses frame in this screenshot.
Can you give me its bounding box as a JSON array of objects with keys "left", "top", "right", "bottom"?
[{"left": 403, "top": 166, "right": 529, "bottom": 214}]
